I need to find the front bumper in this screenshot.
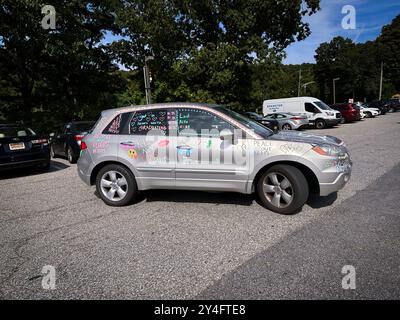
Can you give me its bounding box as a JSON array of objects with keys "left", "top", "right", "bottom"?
[
  {"left": 325, "top": 118, "right": 342, "bottom": 127},
  {"left": 319, "top": 171, "right": 351, "bottom": 196}
]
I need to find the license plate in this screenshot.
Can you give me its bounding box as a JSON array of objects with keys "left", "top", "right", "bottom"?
[{"left": 9, "top": 142, "right": 25, "bottom": 150}]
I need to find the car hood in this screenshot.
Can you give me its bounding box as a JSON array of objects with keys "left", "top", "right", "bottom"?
[{"left": 268, "top": 130, "right": 343, "bottom": 147}]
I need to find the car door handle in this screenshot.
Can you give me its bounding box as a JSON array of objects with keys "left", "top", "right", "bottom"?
[{"left": 120, "top": 142, "right": 135, "bottom": 146}]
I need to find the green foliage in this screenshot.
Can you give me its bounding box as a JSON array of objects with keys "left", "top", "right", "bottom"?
[
  {"left": 315, "top": 16, "right": 400, "bottom": 103},
  {"left": 0, "top": 0, "right": 125, "bottom": 132},
  {"left": 1, "top": 0, "right": 399, "bottom": 132}
]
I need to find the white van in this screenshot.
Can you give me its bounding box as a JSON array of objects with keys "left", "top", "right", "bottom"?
[{"left": 263, "top": 97, "right": 342, "bottom": 129}]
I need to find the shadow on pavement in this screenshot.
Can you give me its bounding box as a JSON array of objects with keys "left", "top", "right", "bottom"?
[
  {"left": 307, "top": 192, "right": 338, "bottom": 209},
  {"left": 0, "top": 160, "right": 70, "bottom": 180},
  {"left": 139, "top": 189, "right": 255, "bottom": 206}
]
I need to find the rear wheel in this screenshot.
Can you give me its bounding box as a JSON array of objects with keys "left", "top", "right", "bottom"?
[
  {"left": 257, "top": 165, "right": 309, "bottom": 215},
  {"left": 315, "top": 119, "right": 326, "bottom": 129},
  {"left": 67, "top": 146, "right": 78, "bottom": 164},
  {"left": 282, "top": 123, "right": 292, "bottom": 130},
  {"left": 96, "top": 164, "right": 138, "bottom": 206}
]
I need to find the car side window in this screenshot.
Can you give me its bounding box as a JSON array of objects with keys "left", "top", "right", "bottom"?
[
  {"left": 305, "top": 103, "right": 319, "bottom": 113},
  {"left": 177, "top": 108, "right": 235, "bottom": 137},
  {"left": 276, "top": 114, "right": 285, "bottom": 119},
  {"left": 129, "top": 109, "right": 172, "bottom": 136}
]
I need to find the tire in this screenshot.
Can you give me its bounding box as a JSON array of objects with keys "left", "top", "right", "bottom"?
[
  {"left": 95, "top": 164, "right": 138, "bottom": 206},
  {"left": 50, "top": 145, "right": 56, "bottom": 158},
  {"left": 282, "top": 123, "right": 292, "bottom": 130},
  {"left": 257, "top": 165, "right": 309, "bottom": 215},
  {"left": 365, "top": 112, "right": 372, "bottom": 118},
  {"left": 315, "top": 119, "right": 326, "bottom": 129},
  {"left": 67, "top": 146, "right": 78, "bottom": 164}
]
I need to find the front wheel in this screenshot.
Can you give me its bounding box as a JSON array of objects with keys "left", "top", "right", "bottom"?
[
  {"left": 282, "top": 123, "right": 292, "bottom": 130},
  {"left": 315, "top": 119, "right": 326, "bottom": 129},
  {"left": 257, "top": 165, "right": 309, "bottom": 215},
  {"left": 95, "top": 164, "right": 138, "bottom": 206}
]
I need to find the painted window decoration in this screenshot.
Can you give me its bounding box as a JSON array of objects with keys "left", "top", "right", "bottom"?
[
  {"left": 129, "top": 109, "right": 170, "bottom": 135},
  {"left": 103, "top": 113, "right": 130, "bottom": 135},
  {"left": 177, "top": 108, "right": 234, "bottom": 136}
]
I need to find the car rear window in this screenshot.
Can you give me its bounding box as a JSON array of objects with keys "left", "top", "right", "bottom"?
[
  {"left": 0, "top": 127, "right": 36, "bottom": 138},
  {"left": 74, "top": 122, "right": 95, "bottom": 133}
]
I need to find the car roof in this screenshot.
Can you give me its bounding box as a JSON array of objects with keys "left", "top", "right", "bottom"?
[{"left": 101, "top": 102, "right": 221, "bottom": 116}]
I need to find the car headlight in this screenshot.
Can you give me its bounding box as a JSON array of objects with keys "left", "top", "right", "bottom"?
[{"left": 311, "top": 144, "right": 345, "bottom": 157}]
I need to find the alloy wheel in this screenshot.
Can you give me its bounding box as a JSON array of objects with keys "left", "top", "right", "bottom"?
[
  {"left": 262, "top": 172, "right": 294, "bottom": 208},
  {"left": 282, "top": 124, "right": 292, "bottom": 130},
  {"left": 100, "top": 171, "right": 128, "bottom": 202}
]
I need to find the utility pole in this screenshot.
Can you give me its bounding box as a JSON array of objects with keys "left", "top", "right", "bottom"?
[
  {"left": 333, "top": 78, "right": 340, "bottom": 104},
  {"left": 379, "top": 62, "right": 383, "bottom": 100},
  {"left": 302, "top": 81, "right": 315, "bottom": 95},
  {"left": 297, "top": 69, "right": 302, "bottom": 97},
  {"left": 143, "top": 55, "right": 154, "bottom": 104}
]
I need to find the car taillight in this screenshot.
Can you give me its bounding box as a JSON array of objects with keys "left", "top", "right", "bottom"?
[
  {"left": 290, "top": 117, "right": 304, "bottom": 120},
  {"left": 31, "top": 139, "right": 48, "bottom": 144},
  {"left": 74, "top": 134, "right": 84, "bottom": 146},
  {"left": 81, "top": 141, "right": 87, "bottom": 150}
]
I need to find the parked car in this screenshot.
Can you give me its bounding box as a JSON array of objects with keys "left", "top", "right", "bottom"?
[
  {"left": 0, "top": 123, "right": 50, "bottom": 171},
  {"left": 264, "top": 113, "right": 309, "bottom": 130},
  {"left": 384, "top": 99, "right": 400, "bottom": 112},
  {"left": 359, "top": 104, "right": 380, "bottom": 118},
  {"left": 330, "top": 103, "right": 360, "bottom": 122},
  {"left": 241, "top": 112, "right": 279, "bottom": 132},
  {"left": 263, "top": 97, "right": 342, "bottom": 129},
  {"left": 50, "top": 121, "right": 95, "bottom": 163},
  {"left": 366, "top": 101, "right": 389, "bottom": 115},
  {"left": 77, "top": 103, "right": 352, "bottom": 215}
]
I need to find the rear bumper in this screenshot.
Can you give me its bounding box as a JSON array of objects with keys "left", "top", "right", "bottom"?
[
  {"left": 0, "top": 157, "right": 49, "bottom": 171},
  {"left": 77, "top": 166, "right": 91, "bottom": 185}
]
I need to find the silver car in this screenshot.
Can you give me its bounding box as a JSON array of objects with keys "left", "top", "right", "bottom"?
[
  {"left": 264, "top": 113, "right": 309, "bottom": 130},
  {"left": 77, "top": 103, "right": 352, "bottom": 214}
]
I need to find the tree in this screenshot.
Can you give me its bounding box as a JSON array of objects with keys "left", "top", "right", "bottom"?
[
  {"left": 376, "top": 15, "right": 400, "bottom": 95},
  {"left": 0, "top": 0, "right": 124, "bottom": 131},
  {"left": 112, "top": 0, "right": 321, "bottom": 109}
]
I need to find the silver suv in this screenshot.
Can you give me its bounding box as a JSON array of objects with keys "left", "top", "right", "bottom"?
[{"left": 77, "top": 103, "right": 352, "bottom": 214}]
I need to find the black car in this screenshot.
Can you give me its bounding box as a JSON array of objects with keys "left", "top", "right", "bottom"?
[
  {"left": 384, "top": 99, "right": 400, "bottom": 112},
  {"left": 0, "top": 124, "right": 50, "bottom": 171},
  {"left": 50, "top": 121, "right": 95, "bottom": 164},
  {"left": 366, "top": 101, "right": 389, "bottom": 114},
  {"left": 241, "top": 112, "right": 279, "bottom": 132}
]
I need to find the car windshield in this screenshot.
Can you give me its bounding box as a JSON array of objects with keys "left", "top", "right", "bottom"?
[
  {"left": 0, "top": 126, "right": 36, "bottom": 138},
  {"left": 314, "top": 101, "right": 332, "bottom": 111},
  {"left": 213, "top": 106, "right": 274, "bottom": 139}
]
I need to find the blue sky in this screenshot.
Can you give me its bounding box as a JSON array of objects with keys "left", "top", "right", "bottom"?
[{"left": 284, "top": 0, "right": 400, "bottom": 64}]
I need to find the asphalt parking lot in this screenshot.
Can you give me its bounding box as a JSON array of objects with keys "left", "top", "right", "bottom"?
[{"left": 1, "top": 113, "right": 400, "bottom": 299}]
